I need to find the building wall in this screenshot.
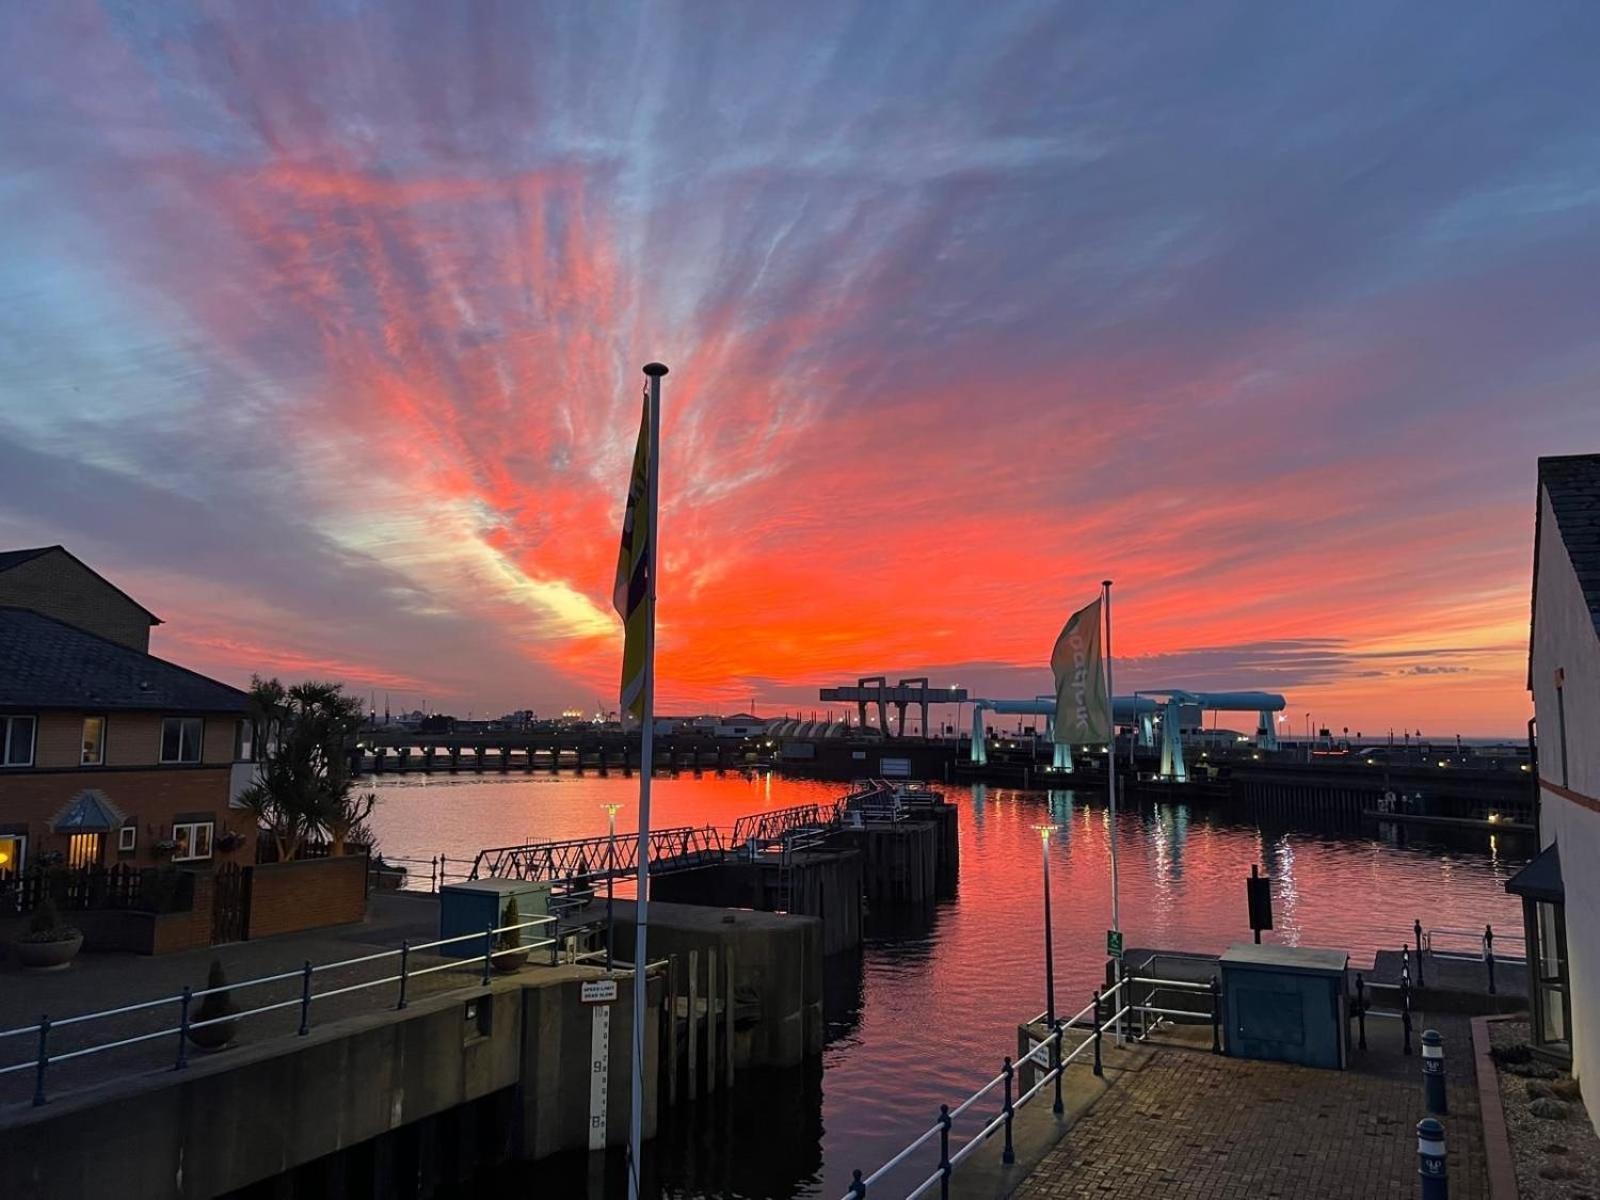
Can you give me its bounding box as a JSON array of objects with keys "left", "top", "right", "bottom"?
[
  {"left": 0, "top": 548, "right": 154, "bottom": 651},
  {"left": 1530, "top": 483, "right": 1600, "bottom": 1126},
  {"left": 0, "top": 764, "right": 250, "bottom": 869},
  {"left": 246, "top": 855, "right": 368, "bottom": 938},
  {"left": 25, "top": 710, "right": 241, "bottom": 769}
]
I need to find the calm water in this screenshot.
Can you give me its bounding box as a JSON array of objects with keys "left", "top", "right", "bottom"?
[{"left": 367, "top": 771, "right": 1528, "bottom": 1199}]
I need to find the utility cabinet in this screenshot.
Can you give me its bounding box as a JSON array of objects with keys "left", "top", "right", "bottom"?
[
  {"left": 1220, "top": 943, "right": 1349, "bottom": 1069},
  {"left": 438, "top": 878, "right": 551, "bottom": 958}
]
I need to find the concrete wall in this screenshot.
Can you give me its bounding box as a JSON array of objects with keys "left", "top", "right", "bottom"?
[
  {"left": 246, "top": 854, "right": 368, "bottom": 939},
  {"left": 1531, "top": 483, "right": 1600, "bottom": 1128},
  {"left": 652, "top": 851, "right": 863, "bottom": 955},
  {"left": 0, "top": 549, "right": 155, "bottom": 651},
  {"left": 0, "top": 969, "right": 659, "bottom": 1199}
]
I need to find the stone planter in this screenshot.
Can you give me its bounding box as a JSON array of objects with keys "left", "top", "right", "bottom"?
[
  {"left": 13, "top": 931, "right": 84, "bottom": 971},
  {"left": 186, "top": 1018, "right": 237, "bottom": 1052},
  {"left": 492, "top": 946, "right": 529, "bottom": 973}
]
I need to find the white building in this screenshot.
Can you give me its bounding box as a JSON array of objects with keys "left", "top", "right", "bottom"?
[{"left": 1518, "top": 453, "right": 1600, "bottom": 1116}]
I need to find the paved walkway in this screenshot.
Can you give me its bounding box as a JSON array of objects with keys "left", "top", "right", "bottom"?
[
  {"left": 1011, "top": 1014, "right": 1486, "bottom": 1199},
  {"left": 0, "top": 892, "right": 569, "bottom": 1115}
]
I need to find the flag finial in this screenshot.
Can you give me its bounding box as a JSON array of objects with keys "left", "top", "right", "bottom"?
[{"left": 643, "top": 361, "right": 669, "bottom": 377}]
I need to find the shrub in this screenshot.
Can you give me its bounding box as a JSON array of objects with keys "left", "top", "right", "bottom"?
[{"left": 20, "top": 898, "right": 80, "bottom": 944}]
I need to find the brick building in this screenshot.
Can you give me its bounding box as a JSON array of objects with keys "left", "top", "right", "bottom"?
[{"left": 0, "top": 547, "right": 255, "bottom": 874}]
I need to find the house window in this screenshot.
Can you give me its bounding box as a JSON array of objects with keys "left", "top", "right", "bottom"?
[
  {"left": 172, "top": 820, "right": 214, "bottom": 862},
  {"left": 161, "top": 717, "right": 204, "bottom": 764},
  {"left": 1, "top": 715, "right": 36, "bottom": 766},
  {"left": 234, "top": 718, "right": 254, "bottom": 763},
  {"left": 81, "top": 716, "right": 107, "bottom": 766},
  {"left": 0, "top": 834, "right": 24, "bottom": 873},
  {"left": 67, "top": 833, "right": 104, "bottom": 869},
  {"left": 118, "top": 825, "right": 137, "bottom": 853}
]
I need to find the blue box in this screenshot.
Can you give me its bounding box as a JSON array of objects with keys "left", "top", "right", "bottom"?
[
  {"left": 1220, "top": 944, "right": 1350, "bottom": 1069},
  {"left": 439, "top": 879, "right": 551, "bottom": 959}
]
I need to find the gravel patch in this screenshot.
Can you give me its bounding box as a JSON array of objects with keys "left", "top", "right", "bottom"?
[{"left": 1490, "top": 1020, "right": 1600, "bottom": 1199}]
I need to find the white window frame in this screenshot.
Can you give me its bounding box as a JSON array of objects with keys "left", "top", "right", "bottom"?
[
  {"left": 118, "top": 825, "right": 137, "bottom": 853},
  {"left": 1, "top": 715, "right": 36, "bottom": 767},
  {"left": 160, "top": 717, "right": 204, "bottom": 765},
  {"left": 82, "top": 715, "right": 107, "bottom": 766},
  {"left": 171, "top": 820, "right": 214, "bottom": 862}
]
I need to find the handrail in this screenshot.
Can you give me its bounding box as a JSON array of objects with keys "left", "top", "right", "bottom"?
[{"left": 1, "top": 914, "right": 592, "bottom": 1105}]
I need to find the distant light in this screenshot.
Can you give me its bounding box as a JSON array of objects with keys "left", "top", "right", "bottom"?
[
  {"left": 1438, "top": 761, "right": 1447, "bottom": 768},
  {"left": 1252, "top": 753, "right": 1260, "bottom": 760},
  {"left": 1520, "top": 764, "right": 1530, "bottom": 772},
  {"left": 1488, "top": 813, "right": 1501, "bottom": 824}
]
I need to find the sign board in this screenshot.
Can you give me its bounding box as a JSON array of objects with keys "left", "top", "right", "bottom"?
[
  {"left": 879, "top": 756, "right": 912, "bottom": 778},
  {"left": 588, "top": 1002, "right": 610, "bottom": 1150},
  {"left": 581, "top": 979, "right": 618, "bottom": 1004},
  {"left": 1246, "top": 873, "right": 1273, "bottom": 932},
  {"left": 1106, "top": 929, "right": 1124, "bottom": 958}
]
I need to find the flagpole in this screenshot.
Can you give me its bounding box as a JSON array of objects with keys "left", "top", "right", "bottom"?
[
  {"left": 1103, "top": 578, "right": 1119, "bottom": 935},
  {"left": 630, "top": 361, "right": 667, "bottom": 1200}
]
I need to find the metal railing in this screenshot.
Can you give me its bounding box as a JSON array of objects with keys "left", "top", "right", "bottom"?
[
  {"left": 369, "top": 853, "right": 478, "bottom": 894},
  {"left": 1410, "top": 919, "right": 1521, "bottom": 995},
  {"left": 839, "top": 968, "right": 1223, "bottom": 1199},
  {"left": 0, "top": 916, "right": 559, "bottom": 1107}
]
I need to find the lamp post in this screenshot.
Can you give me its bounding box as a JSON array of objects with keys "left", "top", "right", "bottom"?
[
  {"left": 1035, "top": 823, "right": 1063, "bottom": 1113},
  {"left": 603, "top": 802, "right": 623, "bottom": 970},
  {"left": 953, "top": 685, "right": 963, "bottom": 745}
]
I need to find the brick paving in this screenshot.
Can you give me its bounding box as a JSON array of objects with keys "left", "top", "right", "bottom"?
[{"left": 1014, "top": 1014, "right": 1486, "bottom": 1199}]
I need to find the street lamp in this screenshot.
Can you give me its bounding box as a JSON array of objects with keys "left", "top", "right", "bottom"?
[
  {"left": 603, "top": 802, "right": 623, "bottom": 969},
  {"left": 1035, "top": 823, "right": 1064, "bottom": 1115}
]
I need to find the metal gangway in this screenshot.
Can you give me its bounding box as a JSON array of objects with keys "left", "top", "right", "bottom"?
[{"left": 470, "top": 825, "right": 726, "bottom": 885}]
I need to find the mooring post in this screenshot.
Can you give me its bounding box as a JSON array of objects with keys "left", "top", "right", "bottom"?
[
  {"left": 1401, "top": 980, "right": 1413, "bottom": 1056},
  {"left": 1001, "top": 1056, "right": 1016, "bottom": 1165},
  {"left": 1422, "top": 1029, "right": 1448, "bottom": 1114},
  {"left": 175, "top": 986, "right": 192, "bottom": 1070},
  {"left": 298, "top": 960, "right": 314, "bottom": 1035},
  {"left": 847, "top": 1168, "right": 867, "bottom": 1198},
  {"left": 481, "top": 923, "right": 494, "bottom": 986},
  {"left": 1355, "top": 974, "right": 1368, "bottom": 1050},
  {"left": 1210, "top": 976, "right": 1222, "bottom": 1055},
  {"left": 1417, "top": 1117, "right": 1448, "bottom": 1199},
  {"left": 937, "top": 1103, "right": 953, "bottom": 1199},
  {"left": 1052, "top": 1018, "right": 1065, "bottom": 1114},
  {"left": 1092, "top": 988, "right": 1104, "bottom": 1077},
  {"left": 1484, "top": 925, "right": 1496, "bottom": 995},
  {"left": 32, "top": 1015, "right": 49, "bottom": 1107},
  {"left": 1415, "top": 918, "right": 1425, "bottom": 988}
]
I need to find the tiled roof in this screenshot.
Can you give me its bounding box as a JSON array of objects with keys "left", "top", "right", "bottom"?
[
  {"left": 0, "top": 607, "right": 248, "bottom": 713},
  {"left": 0, "top": 546, "right": 56, "bottom": 573},
  {"left": 1541, "top": 454, "right": 1600, "bottom": 636}
]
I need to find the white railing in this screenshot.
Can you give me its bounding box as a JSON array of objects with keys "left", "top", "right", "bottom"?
[{"left": 0, "top": 916, "right": 560, "bottom": 1107}]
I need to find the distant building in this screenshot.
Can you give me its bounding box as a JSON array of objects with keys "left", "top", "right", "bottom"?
[
  {"left": 1517, "top": 454, "right": 1600, "bottom": 1107},
  {"left": 714, "top": 713, "right": 765, "bottom": 739},
  {"left": 0, "top": 549, "right": 254, "bottom": 872}
]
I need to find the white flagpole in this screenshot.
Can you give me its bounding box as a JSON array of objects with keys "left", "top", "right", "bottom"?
[
  {"left": 630, "top": 361, "right": 666, "bottom": 1200},
  {"left": 1103, "top": 578, "right": 1120, "bottom": 935}
]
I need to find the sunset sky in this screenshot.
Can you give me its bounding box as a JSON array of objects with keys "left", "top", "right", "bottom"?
[{"left": 2, "top": 4, "right": 1597, "bottom": 734}]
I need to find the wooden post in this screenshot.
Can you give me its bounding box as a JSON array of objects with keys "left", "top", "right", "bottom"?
[
  {"left": 725, "top": 946, "right": 736, "bottom": 1089},
  {"left": 666, "top": 954, "right": 679, "bottom": 1107},
  {"left": 687, "top": 949, "right": 699, "bottom": 1101},
  {"left": 706, "top": 948, "right": 718, "bottom": 1092}
]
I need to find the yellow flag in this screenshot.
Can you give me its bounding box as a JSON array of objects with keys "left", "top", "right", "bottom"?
[
  {"left": 1051, "top": 597, "right": 1110, "bottom": 745},
  {"left": 613, "top": 395, "right": 652, "bottom": 717}
]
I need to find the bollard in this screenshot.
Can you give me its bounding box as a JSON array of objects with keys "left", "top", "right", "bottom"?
[
  {"left": 1052, "top": 1019, "right": 1065, "bottom": 1115},
  {"left": 1415, "top": 918, "right": 1425, "bottom": 988},
  {"left": 481, "top": 921, "right": 495, "bottom": 985},
  {"left": 1092, "top": 989, "right": 1104, "bottom": 1077},
  {"left": 175, "top": 986, "right": 192, "bottom": 1070},
  {"left": 938, "top": 1103, "right": 952, "bottom": 1200},
  {"left": 1401, "top": 980, "right": 1413, "bottom": 1056},
  {"left": 1484, "top": 925, "right": 1496, "bottom": 995},
  {"left": 32, "top": 1015, "right": 50, "bottom": 1107},
  {"left": 1001, "top": 1056, "right": 1016, "bottom": 1165},
  {"left": 1209, "top": 976, "right": 1222, "bottom": 1055},
  {"left": 397, "top": 940, "right": 410, "bottom": 1010},
  {"left": 1422, "top": 1029, "right": 1448, "bottom": 1114},
  {"left": 1355, "top": 974, "right": 1368, "bottom": 1050},
  {"left": 1402, "top": 945, "right": 1411, "bottom": 989},
  {"left": 1417, "top": 1117, "right": 1447, "bottom": 1199},
  {"left": 298, "top": 960, "right": 314, "bottom": 1035},
  {"left": 847, "top": 1168, "right": 867, "bottom": 1198}
]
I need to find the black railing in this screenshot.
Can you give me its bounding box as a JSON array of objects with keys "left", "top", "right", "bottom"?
[{"left": 0, "top": 863, "right": 195, "bottom": 915}]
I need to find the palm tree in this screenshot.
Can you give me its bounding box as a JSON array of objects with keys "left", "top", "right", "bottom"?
[{"left": 240, "top": 678, "right": 375, "bottom": 860}]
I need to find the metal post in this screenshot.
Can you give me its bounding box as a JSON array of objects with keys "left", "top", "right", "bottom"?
[
  {"left": 32, "top": 1015, "right": 49, "bottom": 1107},
  {"left": 298, "top": 960, "right": 314, "bottom": 1035},
  {"left": 1355, "top": 974, "right": 1367, "bottom": 1050},
  {"left": 1001, "top": 1056, "right": 1016, "bottom": 1165},
  {"left": 1052, "top": 1019, "right": 1065, "bottom": 1114},
  {"left": 1422, "top": 1029, "right": 1448, "bottom": 1114},
  {"left": 1417, "top": 1117, "right": 1448, "bottom": 1200},
  {"left": 1402, "top": 945, "right": 1411, "bottom": 990},
  {"left": 1401, "top": 980, "right": 1413, "bottom": 1056},
  {"left": 1484, "top": 925, "right": 1496, "bottom": 995},
  {"left": 397, "top": 940, "right": 410, "bottom": 1010},
  {"left": 1415, "top": 918, "right": 1425, "bottom": 988},
  {"left": 937, "top": 1103, "right": 952, "bottom": 1200},
  {"left": 176, "top": 986, "right": 192, "bottom": 1070},
  {"left": 1210, "top": 976, "right": 1222, "bottom": 1055},
  {"left": 1092, "top": 989, "right": 1103, "bottom": 1077},
  {"left": 482, "top": 921, "right": 494, "bottom": 985},
  {"left": 847, "top": 1169, "right": 867, "bottom": 1198}
]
